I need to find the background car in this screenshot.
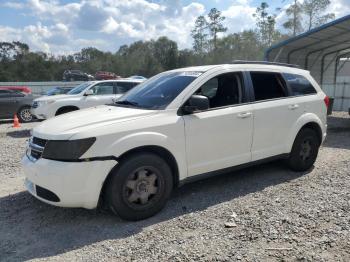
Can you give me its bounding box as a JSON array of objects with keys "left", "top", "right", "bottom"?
[
  {"left": 63, "top": 70, "right": 94, "bottom": 81},
  {"left": 32, "top": 78, "right": 144, "bottom": 119},
  {"left": 128, "top": 75, "right": 147, "bottom": 80},
  {"left": 95, "top": 71, "right": 120, "bottom": 80},
  {"left": 0, "top": 86, "right": 32, "bottom": 94},
  {"left": 46, "top": 86, "right": 74, "bottom": 96},
  {"left": 0, "top": 89, "right": 34, "bottom": 122}
]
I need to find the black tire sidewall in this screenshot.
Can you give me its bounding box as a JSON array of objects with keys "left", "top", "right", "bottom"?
[
  {"left": 106, "top": 153, "right": 173, "bottom": 221},
  {"left": 288, "top": 128, "right": 320, "bottom": 172}
]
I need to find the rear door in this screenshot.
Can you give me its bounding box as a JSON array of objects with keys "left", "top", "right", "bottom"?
[
  {"left": 248, "top": 71, "right": 304, "bottom": 161},
  {"left": 115, "top": 81, "right": 139, "bottom": 99},
  {"left": 83, "top": 82, "right": 116, "bottom": 108}
]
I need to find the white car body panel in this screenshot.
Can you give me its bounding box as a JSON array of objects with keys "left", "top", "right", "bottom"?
[{"left": 22, "top": 64, "right": 328, "bottom": 210}]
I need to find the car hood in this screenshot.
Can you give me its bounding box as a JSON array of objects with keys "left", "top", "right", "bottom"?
[
  {"left": 33, "top": 105, "right": 158, "bottom": 140},
  {"left": 34, "top": 94, "right": 79, "bottom": 101}
]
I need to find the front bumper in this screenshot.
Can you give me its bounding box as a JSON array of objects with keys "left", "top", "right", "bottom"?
[
  {"left": 22, "top": 156, "right": 116, "bottom": 209},
  {"left": 31, "top": 107, "right": 48, "bottom": 120}
]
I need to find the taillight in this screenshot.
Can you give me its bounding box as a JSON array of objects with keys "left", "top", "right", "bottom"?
[{"left": 324, "top": 96, "right": 330, "bottom": 108}]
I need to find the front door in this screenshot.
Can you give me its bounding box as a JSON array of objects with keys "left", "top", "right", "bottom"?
[
  {"left": 183, "top": 72, "right": 254, "bottom": 177},
  {"left": 83, "top": 82, "right": 116, "bottom": 108}
]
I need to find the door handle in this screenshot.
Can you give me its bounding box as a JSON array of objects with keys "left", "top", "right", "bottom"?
[
  {"left": 237, "top": 112, "right": 252, "bottom": 118},
  {"left": 288, "top": 104, "right": 299, "bottom": 110}
]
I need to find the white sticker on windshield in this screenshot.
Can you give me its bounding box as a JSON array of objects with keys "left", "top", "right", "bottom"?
[{"left": 181, "top": 71, "right": 203, "bottom": 77}]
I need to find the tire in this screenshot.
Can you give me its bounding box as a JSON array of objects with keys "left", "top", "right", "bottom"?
[
  {"left": 105, "top": 153, "right": 173, "bottom": 221},
  {"left": 55, "top": 107, "right": 78, "bottom": 116},
  {"left": 18, "top": 106, "right": 33, "bottom": 123},
  {"left": 287, "top": 128, "right": 320, "bottom": 172}
]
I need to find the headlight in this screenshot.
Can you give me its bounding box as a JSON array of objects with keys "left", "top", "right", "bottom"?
[
  {"left": 42, "top": 137, "right": 96, "bottom": 161},
  {"left": 37, "top": 100, "right": 55, "bottom": 107}
]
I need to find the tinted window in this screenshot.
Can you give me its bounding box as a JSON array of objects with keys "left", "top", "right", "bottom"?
[
  {"left": 68, "top": 82, "right": 92, "bottom": 94},
  {"left": 117, "top": 82, "right": 138, "bottom": 93},
  {"left": 193, "top": 72, "right": 243, "bottom": 109},
  {"left": 250, "top": 72, "right": 287, "bottom": 101},
  {"left": 115, "top": 71, "right": 201, "bottom": 110},
  {"left": 0, "top": 89, "right": 12, "bottom": 95},
  {"left": 90, "top": 82, "right": 114, "bottom": 95},
  {"left": 284, "top": 73, "right": 317, "bottom": 96},
  {"left": 0, "top": 89, "right": 23, "bottom": 97}
]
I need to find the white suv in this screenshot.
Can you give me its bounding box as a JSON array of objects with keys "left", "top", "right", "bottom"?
[
  {"left": 22, "top": 63, "right": 328, "bottom": 220},
  {"left": 31, "top": 79, "right": 144, "bottom": 119}
]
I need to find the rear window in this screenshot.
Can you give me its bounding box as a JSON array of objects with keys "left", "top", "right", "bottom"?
[
  {"left": 117, "top": 82, "right": 138, "bottom": 93},
  {"left": 250, "top": 72, "right": 287, "bottom": 101},
  {"left": 283, "top": 73, "right": 317, "bottom": 96}
]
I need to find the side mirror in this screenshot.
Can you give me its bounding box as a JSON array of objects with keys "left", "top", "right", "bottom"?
[
  {"left": 183, "top": 95, "right": 209, "bottom": 114},
  {"left": 84, "top": 89, "right": 94, "bottom": 96}
]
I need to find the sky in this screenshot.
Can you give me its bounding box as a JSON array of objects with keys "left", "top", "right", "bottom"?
[{"left": 0, "top": 0, "right": 349, "bottom": 55}]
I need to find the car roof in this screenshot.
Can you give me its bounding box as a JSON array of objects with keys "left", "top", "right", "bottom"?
[
  {"left": 95, "top": 79, "right": 144, "bottom": 83},
  {"left": 169, "top": 63, "right": 310, "bottom": 75}
]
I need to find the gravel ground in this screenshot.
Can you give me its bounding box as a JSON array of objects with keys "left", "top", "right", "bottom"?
[{"left": 0, "top": 112, "right": 349, "bottom": 261}]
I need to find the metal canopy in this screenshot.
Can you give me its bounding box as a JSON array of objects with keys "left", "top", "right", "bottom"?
[
  {"left": 265, "top": 14, "right": 350, "bottom": 85},
  {"left": 265, "top": 15, "right": 350, "bottom": 111}
]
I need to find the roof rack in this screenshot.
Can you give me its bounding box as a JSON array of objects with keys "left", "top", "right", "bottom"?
[{"left": 231, "top": 60, "right": 300, "bottom": 68}]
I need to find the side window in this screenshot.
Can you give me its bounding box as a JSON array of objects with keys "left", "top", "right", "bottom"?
[
  {"left": 250, "top": 72, "right": 287, "bottom": 101},
  {"left": 0, "top": 89, "right": 18, "bottom": 97},
  {"left": 90, "top": 82, "right": 114, "bottom": 95},
  {"left": 194, "top": 72, "right": 243, "bottom": 109},
  {"left": 117, "top": 82, "right": 138, "bottom": 94},
  {"left": 283, "top": 73, "right": 317, "bottom": 96},
  {"left": 0, "top": 90, "right": 12, "bottom": 96}
]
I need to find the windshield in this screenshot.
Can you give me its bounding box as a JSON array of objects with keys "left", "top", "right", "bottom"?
[
  {"left": 67, "top": 82, "right": 92, "bottom": 95},
  {"left": 115, "top": 71, "right": 201, "bottom": 110}
]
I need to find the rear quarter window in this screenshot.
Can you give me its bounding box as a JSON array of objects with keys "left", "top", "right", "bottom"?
[{"left": 283, "top": 73, "right": 317, "bottom": 96}]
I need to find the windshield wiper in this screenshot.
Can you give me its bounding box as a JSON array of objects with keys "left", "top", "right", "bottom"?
[{"left": 114, "top": 100, "right": 140, "bottom": 107}]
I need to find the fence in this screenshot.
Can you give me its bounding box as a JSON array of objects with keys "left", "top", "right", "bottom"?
[{"left": 0, "top": 81, "right": 84, "bottom": 95}]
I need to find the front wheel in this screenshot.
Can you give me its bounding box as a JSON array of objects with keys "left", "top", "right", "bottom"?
[
  {"left": 105, "top": 153, "right": 173, "bottom": 221},
  {"left": 18, "top": 106, "right": 33, "bottom": 123},
  {"left": 287, "top": 128, "right": 320, "bottom": 172}
]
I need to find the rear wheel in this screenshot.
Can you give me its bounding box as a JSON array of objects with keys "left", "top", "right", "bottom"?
[
  {"left": 105, "top": 153, "right": 173, "bottom": 221},
  {"left": 18, "top": 106, "right": 33, "bottom": 123},
  {"left": 287, "top": 128, "right": 320, "bottom": 172}
]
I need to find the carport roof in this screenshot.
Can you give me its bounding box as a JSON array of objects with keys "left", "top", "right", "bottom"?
[{"left": 265, "top": 14, "right": 350, "bottom": 65}]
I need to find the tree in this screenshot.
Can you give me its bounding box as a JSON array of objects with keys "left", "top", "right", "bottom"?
[
  {"left": 253, "top": 2, "right": 279, "bottom": 46},
  {"left": 153, "top": 37, "right": 179, "bottom": 70},
  {"left": 191, "top": 15, "right": 208, "bottom": 54},
  {"left": 207, "top": 8, "right": 227, "bottom": 50},
  {"left": 283, "top": 0, "right": 303, "bottom": 36},
  {"left": 302, "top": 0, "right": 335, "bottom": 30}
]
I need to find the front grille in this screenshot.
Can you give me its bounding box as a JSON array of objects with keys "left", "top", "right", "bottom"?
[
  {"left": 32, "top": 101, "right": 38, "bottom": 108},
  {"left": 28, "top": 137, "right": 46, "bottom": 161}
]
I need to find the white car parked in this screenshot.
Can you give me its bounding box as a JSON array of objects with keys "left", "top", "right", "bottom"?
[
  {"left": 22, "top": 62, "right": 328, "bottom": 220},
  {"left": 31, "top": 79, "right": 144, "bottom": 119}
]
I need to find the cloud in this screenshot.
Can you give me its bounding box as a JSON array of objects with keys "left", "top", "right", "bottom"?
[
  {"left": 2, "top": 1, "right": 25, "bottom": 9},
  {"left": 327, "top": 0, "right": 350, "bottom": 18},
  {"left": 222, "top": 2, "right": 256, "bottom": 33},
  {"left": 1, "top": 0, "right": 349, "bottom": 55}
]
